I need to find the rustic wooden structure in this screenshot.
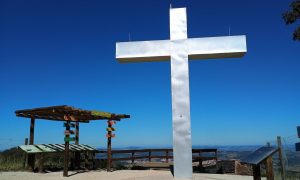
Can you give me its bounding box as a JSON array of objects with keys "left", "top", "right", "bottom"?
[
  {"left": 98, "top": 148, "right": 217, "bottom": 170},
  {"left": 241, "top": 146, "right": 278, "bottom": 180},
  {"left": 15, "top": 105, "right": 130, "bottom": 177},
  {"left": 19, "top": 144, "right": 99, "bottom": 172}
]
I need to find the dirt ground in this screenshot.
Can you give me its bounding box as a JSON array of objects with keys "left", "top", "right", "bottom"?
[{"left": 0, "top": 170, "right": 265, "bottom": 180}]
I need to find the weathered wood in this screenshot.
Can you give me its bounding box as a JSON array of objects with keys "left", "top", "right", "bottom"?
[
  {"left": 131, "top": 152, "right": 135, "bottom": 163},
  {"left": 252, "top": 164, "right": 261, "bottom": 180},
  {"left": 99, "top": 149, "right": 217, "bottom": 154},
  {"left": 75, "top": 122, "right": 80, "bottom": 169},
  {"left": 277, "top": 136, "right": 286, "bottom": 180},
  {"left": 106, "top": 155, "right": 217, "bottom": 162},
  {"left": 15, "top": 105, "right": 130, "bottom": 122},
  {"left": 75, "top": 122, "right": 79, "bottom": 144},
  {"left": 198, "top": 152, "right": 203, "bottom": 169},
  {"left": 29, "top": 117, "right": 35, "bottom": 144},
  {"left": 166, "top": 150, "right": 169, "bottom": 163},
  {"left": 107, "top": 120, "right": 112, "bottom": 172},
  {"left": 27, "top": 117, "right": 35, "bottom": 170},
  {"left": 99, "top": 148, "right": 217, "bottom": 170},
  {"left": 265, "top": 157, "right": 274, "bottom": 180},
  {"left": 149, "top": 151, "right": 152, "bottom": 162},
  {"left": 63, "top": 122, "right": 70, "bottom": 177}
]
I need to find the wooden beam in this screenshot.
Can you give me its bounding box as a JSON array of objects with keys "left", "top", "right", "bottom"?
[
  {"left": 29, "top": 117, "right": 35, "bottom": 144},
  {"left": 252, "top": 164, "right": 261, "bottom": 180},
  {"left": 265, "top": 157, "right": 274, "bottom": 180},
  {"left": 16, "top": 105, "right": 130, "bottom": 122},
  {"left": 277, "top": 136, "right": 286, "bottom": 180},
  {"left": 15, "top": 105, "right": 68, "bottom": 114},
  {"left": 75, "top": 122, "right": 80, "bottom": 169},
  {"left": 27, "top": 117, "right": 35, "bottom": 171},
  {"left": 63, "top": 121, "right": 70, "bottom": 177},
  {"left": 107, "top": 120, "right": 112, "bottom": 172}
]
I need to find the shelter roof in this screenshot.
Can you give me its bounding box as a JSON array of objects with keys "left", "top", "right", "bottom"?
[
  {"left": 240, "top": 146, "right": 278, "bottom": 165},
  {"left": 15, "top": 105, "right": 130, "bottom": 122},
  {"left": 19, "top": 144, "right": 98, "bottom": 153}
]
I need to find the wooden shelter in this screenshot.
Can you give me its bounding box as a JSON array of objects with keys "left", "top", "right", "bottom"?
[{"left": 15, "top": 105, "right": 130, "bottom": 176}]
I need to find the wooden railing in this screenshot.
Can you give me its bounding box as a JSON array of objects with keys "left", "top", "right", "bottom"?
[{"left": 98, "top": 148, "right": 217, "bottom": 170}]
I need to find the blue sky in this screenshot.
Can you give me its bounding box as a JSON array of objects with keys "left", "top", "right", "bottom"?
[{"left": 0, "top": 0, "right": 299, "bottom": 150}]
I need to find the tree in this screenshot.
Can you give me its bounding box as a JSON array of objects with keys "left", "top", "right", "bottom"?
[{"left": 282, "top": 0, "right": 300, "bottom": 41}]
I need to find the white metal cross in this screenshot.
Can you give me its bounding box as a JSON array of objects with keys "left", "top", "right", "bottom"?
[{"left": 116, "top": 7, "right": 247, "bottom": 179}]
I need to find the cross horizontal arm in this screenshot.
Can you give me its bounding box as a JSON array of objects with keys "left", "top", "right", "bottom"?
[
  {"left": 116, "top": 40, "right": 170, "bottom": 63},
  {"left": 188, "top": 35, "right": 247, "bottom": 60},
  {"left": 116, "top": 35, "right": 247, "bottom": 63}
]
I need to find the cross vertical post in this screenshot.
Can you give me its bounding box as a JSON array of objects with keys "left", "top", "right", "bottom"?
[{"left": 170, "top": 8, "right": 192, "bottom": 179}]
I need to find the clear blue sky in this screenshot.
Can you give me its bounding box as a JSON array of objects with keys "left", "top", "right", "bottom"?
[{"left": 0, "top": 0, "right": 299, "bottom": 150}]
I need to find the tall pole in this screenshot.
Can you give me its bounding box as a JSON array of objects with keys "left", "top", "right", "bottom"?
[
  {"left": 63, "top": 121, "right": 70, "bottom": 177},
  {"left": 107, "top": 119, "right": 112, "bottom": 172},
  {"left": 265, "top": 142, "right": 274, "bottom": 180},
  {"left": 277, "top": 136, "right": 285, "bottom": 180},
  {"left": 75, "top": 122, "right": 80, "bottom": 169},
  {"left": 28, "top": 116, "right": 35, "bottom": 170}
]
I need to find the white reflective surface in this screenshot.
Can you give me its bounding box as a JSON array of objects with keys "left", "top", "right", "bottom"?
[
  {"left": 170, "top": 8, "right": 193, "bottom": 179},
  {"left": 115, "top": 7, "right": 247, "bottom": 180},
  {"left": 116, "top": 35, "right": 246, "bottom": 63}
]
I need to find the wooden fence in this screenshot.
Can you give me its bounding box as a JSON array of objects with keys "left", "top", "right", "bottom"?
[{"left": 98, "top": 148, "right": 217, "bottom": 171}]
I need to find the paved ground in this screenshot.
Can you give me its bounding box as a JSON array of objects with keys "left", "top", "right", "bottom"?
[{"left": 0, "top": 170, "right": 265, "bottom": 180}]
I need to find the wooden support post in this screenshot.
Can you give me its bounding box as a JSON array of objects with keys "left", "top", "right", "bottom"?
[
  {"left": 75, "top": 122, "right": 79, "bottom": 145},
  {"left": 148, "top": 150, "right": 151, "bottom": 162},
  {"left": 75, "top": 122, "right": 80, "bottom": 169},
  {"left": 166, "top": 150, "right": 169, "bottom": 163},
  {"left": 265, "top": 157, "right": 274, "bottom": 180},
  {"left": 277, "top": 136, "right": 286, "bottom": 180},
  {"left": 252, "top": 164, "right": 261, "bottom": 180},
  {"left": 27, "top": 117, "right": 35, "bottom": 171},
  {"left": 107, "top": 120, "right": 112, "bottom": 172},
  {"left": 63, "top": 121, "right": 70, "bottom": 177},
  {"left": 263, "top": 141, "right": 274, "bottom": 180},
  {"left": 199, "top": 152, "right": 203, "bottom": 170},
  {"left": 29, "top": 117, "right": 35, "bottom": 144},
  {"left": 131, "top": 152, "right": 135, "bottom": 164}
]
